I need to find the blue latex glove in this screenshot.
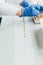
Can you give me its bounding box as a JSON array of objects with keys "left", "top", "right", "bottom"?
[
  {"left": 40, "top": 6, "right": 43, "bottom": 12},
  {"left": 21, "top": 0, "right": 40, "bottom": 10},
  {"left": 20, "top": 0, "right": 29, "bottom": 7},
  {"left": 21, "top": 6, "right": 40, "bottom": 17},
  {"left": 33, "top": 4, "right": 40, "bottom": 10}
]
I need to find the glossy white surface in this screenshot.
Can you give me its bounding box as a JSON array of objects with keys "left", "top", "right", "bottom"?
[
  {"left": 0, "top": 16, "right": 43, "bottom": 65},
  {"left": 0, "top": 16, "right": 15, "bottom": 65},
  {"left": 40, "top": 18, "right": 43, "bottom": 30}
]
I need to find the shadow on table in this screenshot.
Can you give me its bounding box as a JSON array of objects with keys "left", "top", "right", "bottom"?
[{"left": 35, "top": 29, "right": 43, "bottom": 49}]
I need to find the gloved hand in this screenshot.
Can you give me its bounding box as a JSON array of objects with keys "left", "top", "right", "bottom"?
[
  {"left": 40, "top": 6, "right": 43, "bottom": 12},
  {"left": 20, "top": 0, "right": 40, "bottom": 11},
  {"left": 20, "top": 0, "right": 29, "bottom": 7},
  {"left": 21, "top": 6, "right": 40, "bottom": 17},
  {"left": 33, "top": 5, "right": 40, "bottom": 10}
]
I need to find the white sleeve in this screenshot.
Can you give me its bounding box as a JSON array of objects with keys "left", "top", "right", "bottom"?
[{"left": 0, "top": 2, "right": 19, "bottom": 15}]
